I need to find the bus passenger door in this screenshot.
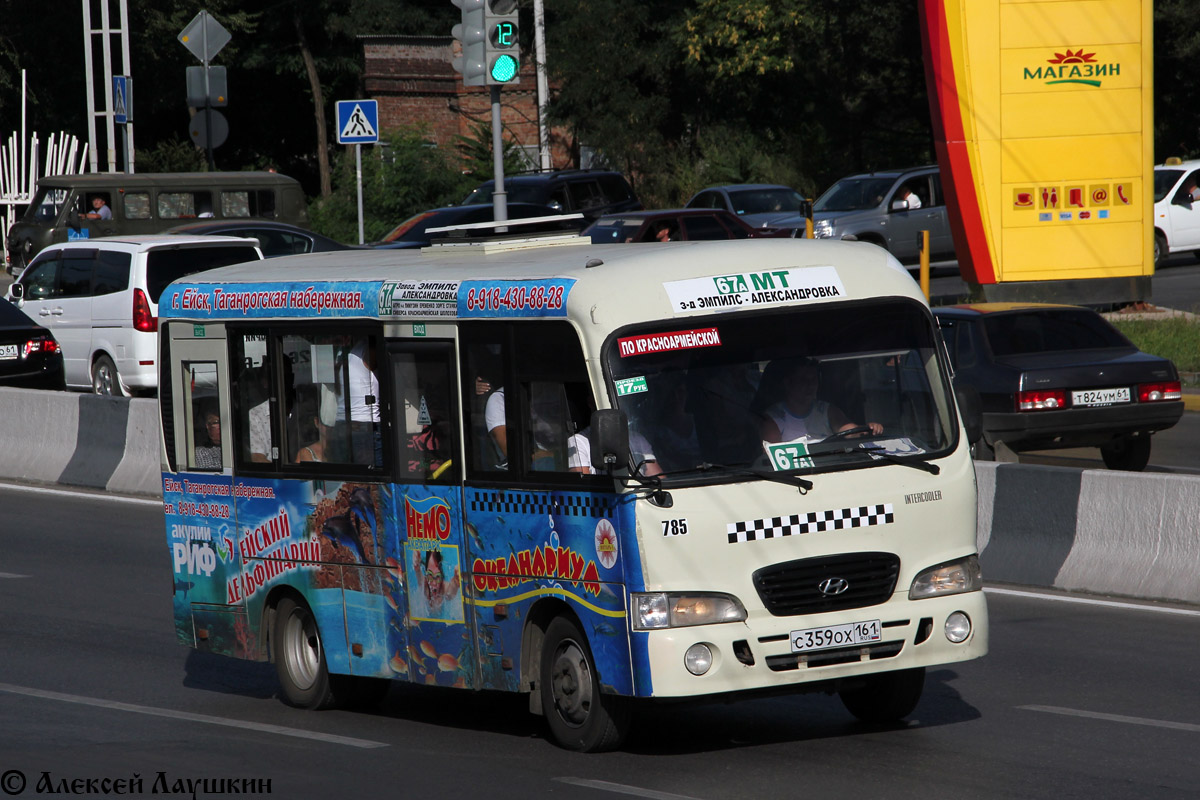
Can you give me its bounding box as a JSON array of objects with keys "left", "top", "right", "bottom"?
[
  {"left": 384, "top": 339, "right": 473, "bottom": 688},
  {"left": 162, "top": 328, "right": 243, "bottom": 656},
  {"left": 459, "top": 322, "right": 631, "bottom": 697}
]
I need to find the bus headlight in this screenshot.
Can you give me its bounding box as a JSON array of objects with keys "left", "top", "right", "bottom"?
[
  {"left": 631, "top": 593, "right": 747, "bottom": 630},
  {"left": 909, "top": 555, "right": 982, "bottom": 599}
]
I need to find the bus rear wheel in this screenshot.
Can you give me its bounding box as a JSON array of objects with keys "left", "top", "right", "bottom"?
[
  {"left": 839, "top": 667, "right": 926, "bottom": 723},
  {"left": 274, "top": 597, "right": 337, "bottom": 710},
  {"left": 540, "top": 616, "right": 630, "bottom": 752}
]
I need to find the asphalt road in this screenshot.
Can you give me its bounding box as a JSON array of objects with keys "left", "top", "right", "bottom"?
[{"left": 1, "top": 483, "right": 1198, "bottom": 799}]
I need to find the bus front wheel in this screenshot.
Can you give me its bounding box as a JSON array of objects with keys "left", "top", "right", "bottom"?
[
  {"left": 274, "top": 597, "right": 337, "bottom": 710},
  {"left": 839, "top": 667, "right": 925, "bottom": 723},
  {"left": 539, "top": 616, "right": 631, "bottom": 752}
]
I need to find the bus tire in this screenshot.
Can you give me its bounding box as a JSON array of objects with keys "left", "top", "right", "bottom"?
[
  {"left": 274, "top": 597, "right": 337, "bottom": 710},
  {"left": 839, "top": 667, "right": 925, "bottom": 723},
  {"left": 540, "top": 616, "right": 630, "bottom": 752}
]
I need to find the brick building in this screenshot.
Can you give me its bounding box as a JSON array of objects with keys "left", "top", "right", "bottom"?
[{"left": 360, "top": 35, "right": 574, "bottom": 171}]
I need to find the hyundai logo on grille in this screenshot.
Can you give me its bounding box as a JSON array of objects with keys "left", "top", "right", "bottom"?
[{"left": 818, "top": 577, "right": 850, "bottom": 596}]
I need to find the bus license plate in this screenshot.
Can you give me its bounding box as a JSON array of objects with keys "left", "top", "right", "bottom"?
[
  {"left": 1071, "top": 387, "right": 1130, "bottom": 407},
  {"left": 0, "top": 344, "right": 17, "bottom": 360},
  {"left": 790, "top": 620, "right": 882, "bottom": 653}
]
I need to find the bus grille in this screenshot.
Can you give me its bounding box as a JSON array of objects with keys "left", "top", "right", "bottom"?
[{"left": 752, "top": 552, "right": 900, "bottom": 616}]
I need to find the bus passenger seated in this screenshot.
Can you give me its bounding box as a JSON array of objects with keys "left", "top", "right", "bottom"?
[{"left": 760, "top": 357, "right": 882, "bottom": 443}]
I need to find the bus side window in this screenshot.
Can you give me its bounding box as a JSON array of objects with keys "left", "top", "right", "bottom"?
[
  {"left": 184, "top": 361, "right": 223, "bottom": 471},
  {"left": 514, "top": 322, "right": 592, "bottom": 475},
  {"left": 464, "top": 339, "right": 508, "bottom": 472},
  {"left": 232, "top": 332, "right": 272, "bottom": 464},
  {"left": 390, "top": 344, "right": 459, "bottom": 482}
]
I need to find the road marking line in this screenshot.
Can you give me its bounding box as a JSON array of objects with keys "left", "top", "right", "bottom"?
[
  {"left": 0, "top": 572, "right": 30, "bottom": 579},
  {"left": 555, "top": 779, "right": 705, "bottom": 800},
  {"left": 1021, "top": 705, "right": 1200, "bottom": 733},
  {"left": 0, "top": 682, "right": 387, "bottom": 749},
  {"left": 0, "top": 481, "right": 162, "bottom": 506},
  {"left": 985, "top": 587, "right": 1200, "bottom": 617}
]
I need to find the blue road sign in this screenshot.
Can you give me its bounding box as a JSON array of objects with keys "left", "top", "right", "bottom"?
[
  {"left": 336, "top": 100, "right": 379, "bottom": 145},
  {"left": 113, "top": 76, "right": 132, "bottom": 124}
]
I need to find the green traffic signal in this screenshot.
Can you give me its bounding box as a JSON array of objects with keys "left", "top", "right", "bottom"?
[{"left": 490, "top": 54, "right": 518, "bottom": 83}]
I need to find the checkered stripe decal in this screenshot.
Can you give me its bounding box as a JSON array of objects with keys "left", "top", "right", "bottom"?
[
  {"left": 727, "top": 504, "right": 894, "bottom": 543},
  {"left": 469, "top": 490, "right": 615, "bottom": 517}
]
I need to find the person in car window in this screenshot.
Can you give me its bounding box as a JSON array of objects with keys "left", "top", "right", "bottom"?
[
  {"left": 898, "top": 186, "right": 922, "bottom": 210},
  {"left": 84, "top": 195, "right": 112, "bottom": 220}
]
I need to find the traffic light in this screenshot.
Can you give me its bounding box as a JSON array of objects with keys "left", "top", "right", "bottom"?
[
  {"left": 483, "top": 0, "right": 520, "bottom": 85},
  {"left": 451, "top": 0, "right": 487, "bottom": 87}
]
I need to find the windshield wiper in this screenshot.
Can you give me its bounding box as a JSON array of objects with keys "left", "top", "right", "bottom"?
[
  {"left": 857, "top": 446, "right": 940, "bottom": 475},
  {"left": 644, "top": 461, "right": 814, "bottom": 493}
]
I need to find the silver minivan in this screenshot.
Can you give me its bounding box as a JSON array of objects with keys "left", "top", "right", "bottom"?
[
  {"left": 808, "top": 166, "right": 956, "bottom": 264},
  {"left": 4, "top": 235, "right": 262, "bottom": 395}
]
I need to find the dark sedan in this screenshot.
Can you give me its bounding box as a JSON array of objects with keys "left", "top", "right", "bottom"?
[
  {"left": 934, "top": 303, "right": 1183, "bottom": 470},
  {"left": 166, "top": 221, "right": 356, "bottom": 257},
  {"left": 584, "top": 208, "right": 795, "bottom": 243},
  {"left": 374, "top": 203, "right": 584, "bottom": 249},
  {"left": 0, "top": 299, "right": 64, "bottom": 390}
]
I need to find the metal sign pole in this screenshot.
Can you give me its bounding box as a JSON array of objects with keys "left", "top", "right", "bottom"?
[
  {"left": 202, "top": 14, "right": 215, "bottom": 170},
  {"left": 356, "top": 143, "right": 365, "bottom": 245},
  {"left": 491, "top": 86, "right": 507, "bottom": 231}
]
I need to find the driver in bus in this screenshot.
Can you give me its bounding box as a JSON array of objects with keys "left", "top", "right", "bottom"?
[{"left": 759, "top": 357, "right": 882, "bottom": 443}]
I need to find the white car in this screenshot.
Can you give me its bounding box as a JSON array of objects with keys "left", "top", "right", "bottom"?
[
  {"left": 4, "top": 235, "right": 262, "bottom": 395},
  {"left": 1153, "top": 158, "right": 1200, "bottom": 265}
]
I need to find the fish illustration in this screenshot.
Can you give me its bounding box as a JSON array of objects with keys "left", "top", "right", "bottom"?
[
  {"left": 592, "top": 621, "right": 620, "bottom": 637},
  {"left": 425, "top": 673, "right": 437, "bottom": 685},
  {"left": 465, "top": 522, "right": 483, "bottom": 550},
  {"left": 420, "top": 640, "right": 438, "bottom": 659},
  {"left": 408, "top": 644, "right": 425, "bottom": 663},
  {"left": 452, "top": 676, "right": 467, "bottom": 689},
  {"left": 319, "top": 514, "right": 367, "bottom": 563},
  {"left": 173, "top": 579, "right": 195, "bottom": 597},
  {"left": 384, "top": 593, "right": 400, "bottom": 612},
  {"left": 437, "top": 653, "right": 460, "bottom": 672},
  {"left": 390, "top": 653, "right": 409, "bottom": 675},
  {"left": 348, "top": 486, "right": 378, "bottom": 542}
]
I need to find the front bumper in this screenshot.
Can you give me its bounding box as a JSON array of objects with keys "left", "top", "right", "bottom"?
[{"left": 638, "top": 590, "right": 987, "bottom": 699}]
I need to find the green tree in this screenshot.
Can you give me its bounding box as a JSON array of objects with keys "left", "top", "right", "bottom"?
[{"left": 308, "top": 126, "right": 473, "bottom": 243}]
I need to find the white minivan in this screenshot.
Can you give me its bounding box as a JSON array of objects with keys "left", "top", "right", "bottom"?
[
  {"left": 5, "top": 235, "right": 262, "bottom": 395},
  {"left": 1153, "top": 158, "right": 1200, "bottom": 265}
]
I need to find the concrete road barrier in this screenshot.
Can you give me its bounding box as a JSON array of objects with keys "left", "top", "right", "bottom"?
[
  {"left": 0, "top": 388, "right": 160, "bottom": 498},
  {"left": 976, "top": 461, "right": 1200, "bottom": 605},
  {"left": 2, "top": 387, "right": 1197, "bottom": 605}
]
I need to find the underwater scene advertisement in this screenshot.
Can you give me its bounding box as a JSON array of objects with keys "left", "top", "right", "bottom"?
[
  {"left": 463, "top": 488, "right": 636, "bottom": 696},
  {"left": 164, "top": 471, "right": 643, "bottom": 696}
]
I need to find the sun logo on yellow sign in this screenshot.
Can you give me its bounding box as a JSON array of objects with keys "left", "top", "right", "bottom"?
[{"left": 1046, "top": 49, "right": 1096, "bottom": 65}]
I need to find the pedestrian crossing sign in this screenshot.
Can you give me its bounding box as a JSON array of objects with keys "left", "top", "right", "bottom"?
[{"left": 336, "top": 100, "right": 379, "bottom": 144}]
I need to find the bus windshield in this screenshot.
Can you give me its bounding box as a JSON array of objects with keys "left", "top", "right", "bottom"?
[{"left": 606, "top": 299, "right": 955, "bottom": 481}]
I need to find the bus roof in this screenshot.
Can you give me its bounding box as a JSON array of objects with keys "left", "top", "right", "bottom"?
[{"left": 160, "top": 237, "right": 926, "bottom": 339}]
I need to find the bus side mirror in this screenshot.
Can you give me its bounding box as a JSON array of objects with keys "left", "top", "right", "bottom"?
[
  {"left": 589, "top": 408, "right": 630, "bottom": 473},
  {"left": 955, "top": 385, "right": 983, "bottom": 445}
]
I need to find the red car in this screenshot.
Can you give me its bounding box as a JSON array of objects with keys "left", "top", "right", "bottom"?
[{"left": 584, "top": 208, "right": 796, "bottom": 243}]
